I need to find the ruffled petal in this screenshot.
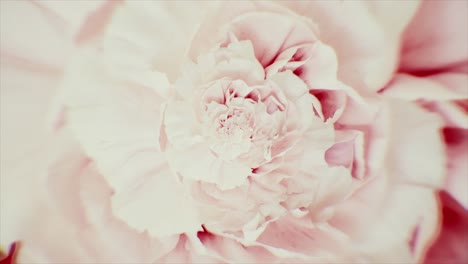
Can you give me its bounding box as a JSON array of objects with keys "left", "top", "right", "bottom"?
[
  {"left": 229, "top": 12, "right": 316, "bottom": 67},
  {"left": 279, "top": 0, "right": 420, "bottom": 92}
]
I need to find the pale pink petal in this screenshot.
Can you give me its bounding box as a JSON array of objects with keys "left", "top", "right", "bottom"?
[
  {"left": 426, "top": 101, "right": 467, "bottom": 129},
  {"left": 188, "top": 1, "right": 305, "bottom": 59},
  {"left": 332, "top": 176, "right": 440, "bottom": 262},
  {"left": 57, "top": 51, "right": 197, "bottom": 238},
  {"left": 0, "top": 55, "right": 65, "bottom": 253},
  {"left": 59, "top": 50, "right": 168, "bottom": 194},
  {"left": 0, "top": 63, "right": 61, "bottom": 167},
  {"left": 382, "top": 72, "right": 468, "bottom": 129},
  {"left": 110, "top": 165, "right": 201, "bottom": 238},
  {"left": 35, "top": 0, "right": 116, "bottom": 45},
  {"left": 256, "top": 215, "right": 351, "bottom": 261},
  {"left": 80, "top": 162, "right": 179, "bottom": 263},
  {"left": 279, "top": 0, "right": 421, "bottom": 92},
  {"left": 382, "top": 73, "right": 468, "bottom": 101},
  {"left": 0, "top": 1, "right": 71, "bottom": 69},
  {"left": 325, "top": 129, "right": 366, "bottom": 179},
  {"left": 46, "top": 143, "right": 179, "bottom": 262},
  {"left": 2, "top": 132, "right": 93, "bottom": 262},
  {"left": 384, "top": 101, "right": 446, "bottom": 188},
  {"left": 101, "top": 1, "right": 215, "bottom": 82},
  {"left": 0, "top": 1, "right": 90, "bottom": 255},
  {"left": 400, "top": 0, "right": 468, "bottom": 73},
  {"left": 166, "top": 141, "right": 251, "bottom": 190},
  {"left": 229, "top": 12, "right": 316, "bottom": 67},
  {"left": 295, "top": 43, "right": 341, "bottom": 89},
  {"left": 0, "top": 0, "right": 109, "bottom": 69},
  {"left": 195, "top": 231, "right": 276, "bottom": 263}
]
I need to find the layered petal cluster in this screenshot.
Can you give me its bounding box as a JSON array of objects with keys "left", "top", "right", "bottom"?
[{"left": 0, "top": 1, "right": 463, "bottom": 263}]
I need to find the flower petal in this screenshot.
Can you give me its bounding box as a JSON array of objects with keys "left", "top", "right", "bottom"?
[
  {"left": 229, "top": 12, "right": 317, "bottom": 67},
  {"left": 443, "top": 128, "right": 468, "bottom": 209},
  {"left": 279, "top": 1, "right": 419, "bottom": 92},
  {"left": 111, "top": 166, "right": 202, "bottom": 237},
  {"left": 400, "top": 0, "right": 468, "bottom": 73},
  {"left": 331, "top": 176, "right": 440, "bottom": 263},
  {"left": 60, "top": 50, "right": 169, "bottom": 194},
  {"left": 101, "top": 1, "right": 215, "bottom": 82},
  {"left": 48, "top": 143, "right": 179, "bottom": 262},
  {"left": 382, "top": 73, "right": 468, "bottom": 101},
  {"left": 384, "top": 100, "right": 446, "bottom": 188},
  {"left": 424, "top": 191, "right": 468, "bottom": 264}
]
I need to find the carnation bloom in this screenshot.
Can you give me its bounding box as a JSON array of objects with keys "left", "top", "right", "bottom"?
[{"left": 0, "top": 1, "right": 465, "bottom": 263}]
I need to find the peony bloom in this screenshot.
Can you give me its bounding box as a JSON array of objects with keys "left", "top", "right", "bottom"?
[{"left": 0, "top": 1, "right": 466, "bottom": 263}]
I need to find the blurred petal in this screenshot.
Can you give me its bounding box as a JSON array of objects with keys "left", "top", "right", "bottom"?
[
  {"left": 332, "top": 176, "right": 440, "bottom": 263},
  {"left": 34, "top": 0, "right": 116, "bottom": 45},
  {"left": 382, "top": 72, "right": 468, "bottom": 129},
  {"left": 0, "top": 59, "right": 63, "bottom": 253},
  {"left": 443, "top": 128, "right": 468, "bottom": 209},
  {"left": 400, "top": 0, "right": 468, "bottom": 73},
  {"left": 382, "top": 73, "right": 468, "bottom": 101},
  {"left": 0, "top": 1, "right": 70, "bottom": 69},
  {"left": 46, "top": 141, "right": 179, "bottom": 262},
  {"left": 194, "top": 231, "right": 276, "bottom": 263},
  {"left": 0, "top": 0, "right": 109, "bottom": 69},
  {"left": 384, "top": 101, "right": 446, "bottom": 188},
  {"left": 256, "top": 215, "right": 351, "bottom": 261},
  {"left": 424, "top": 191, "right": 468, "bottom": 264}
]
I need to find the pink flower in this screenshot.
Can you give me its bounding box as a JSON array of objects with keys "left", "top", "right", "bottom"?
[{"left": 0, "top": 1, "right": 465, "bottom": 263}]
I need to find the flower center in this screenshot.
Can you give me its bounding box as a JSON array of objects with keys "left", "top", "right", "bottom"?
[{"left": 205, "top": 99, "right": 255, "bottom": 160}]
